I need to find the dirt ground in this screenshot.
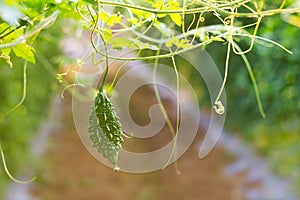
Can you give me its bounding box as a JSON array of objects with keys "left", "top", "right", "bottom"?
[{"left": 31, "top": 91, "right": 247, "bottom": 200}]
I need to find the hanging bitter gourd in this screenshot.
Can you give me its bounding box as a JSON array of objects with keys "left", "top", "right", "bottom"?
[{"left": 88, "top": 90, "right": 124, "bottom": 170}]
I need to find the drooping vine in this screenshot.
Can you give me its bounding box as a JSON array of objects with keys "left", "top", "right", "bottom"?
[
  {"left": 0, "top": 144, "right": 36, "bottom": 184},
  {"left": 0, "top": 0, "right": 299, "bottom": 174},
  {"left": 87, "top": 7, "right": 124, "bottom": 169}
]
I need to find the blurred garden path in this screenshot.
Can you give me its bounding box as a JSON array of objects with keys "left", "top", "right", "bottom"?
[
  {"left": 29, "top": 92, "right": 248, "bottom": 200},
  {"left": 3, "top": 72, "right": 294, "bottom": 200},
  {"left": 25, "top": 36, "right": 295, "bottom": 200}
]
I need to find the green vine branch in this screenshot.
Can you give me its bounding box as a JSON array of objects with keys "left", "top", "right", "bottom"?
[
  {"left": 4, "top": 61, "right": 28, "bottom": 118},
  {"left": 0, "top": 11, "right": 59, "bottom": 50},
  {"left": 233, "top": 41, "right": 266, "bottom": 118},
  {"left": 0, "top": 144, "right": 36, "bottom": 184},
  {"left": 85, "top": 0, "right": 300, "bottom": 17},
  {"left": 1, "top": 0, "right": 299, "bottom": 173}
]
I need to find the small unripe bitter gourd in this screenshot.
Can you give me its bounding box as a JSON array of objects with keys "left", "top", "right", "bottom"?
[{"left": 88, "top": 91, "right": 124, "bottom": 170}]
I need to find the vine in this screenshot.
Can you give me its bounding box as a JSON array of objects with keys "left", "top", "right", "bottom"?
[
  {"left": 0, "top": 0, "right": 299, "bottom": 176},
  {"left": 0, "top": 144, "right": 36, "bottom": 184}
]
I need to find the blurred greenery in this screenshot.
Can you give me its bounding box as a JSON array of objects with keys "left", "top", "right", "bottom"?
[
  {"left": 137, "top": 3, "right": 300, "bottom": 191},
  {"left": 0, "top": 23, "right": 61, "bottom": 194},
  {"left": 204, "top": 9, "right": 300, "bottom": 193},
  {"left": 0, "top": 0, "right": 299, "bottom": 197}
]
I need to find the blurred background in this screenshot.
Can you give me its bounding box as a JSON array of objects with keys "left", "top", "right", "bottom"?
[{"left": 0, "top": 0, "right": 299, "bottom": 199}]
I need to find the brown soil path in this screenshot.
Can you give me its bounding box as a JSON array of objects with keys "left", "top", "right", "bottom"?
[{"left": 31, "top": 93, "right": 246, "bottom": 200}]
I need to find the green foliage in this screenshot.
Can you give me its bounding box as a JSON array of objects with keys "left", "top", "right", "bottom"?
[
  {"left": 0, "top": 22, "right": 35, "bottom": 65},
  {"left": 165, "top": 36, "right": 192, "bottom": 49},
  {"left": 0, "top": 19, "right": 61, "bottom": 195},
  {"left": 88, "top": 91, "right": 124, "bottom": 169},
  {"left": 99, "top": 11, "right": 122, "bottom": 26},
  {"left": 0, "top": 0, "right": 300, "bottom": 193},
  {"left": 204, "top": 7, "right": 300, "bottom": 191},
  {"left": 251, "top": 119, "right": 300, "bottom": 182}
]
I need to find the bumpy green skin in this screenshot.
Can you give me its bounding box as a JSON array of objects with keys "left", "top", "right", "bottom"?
[{"left": 88, "top": 91, "right": 124, "bottom": 167}]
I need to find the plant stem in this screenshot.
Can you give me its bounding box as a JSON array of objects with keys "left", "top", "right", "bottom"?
[
  {"left": 83, "top": 0, "right": 300, "bottom": 17},
  {"left": 0, "top": 143, "right": 36, "bottom": 184},
  {"left": 4, "top": 61, "right": 28, "bottom": 118},
  {"left": 233, "top": 42, "right": 266, "bottom": 118},
  {"left": 0, "top": 11, "right": 60, "bottom": 49}
]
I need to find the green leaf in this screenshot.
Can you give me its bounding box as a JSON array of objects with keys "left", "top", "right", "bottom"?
[
  {"left": 130, "top": 8, "right": 153, "bottom": 20},
  {"left": 168, "top": 0, "right": 180, "bottom": 8},
  {"left": 133, "top": 40, "right": 159, "bottom": 50},
  {"left": 165, "top": 39, "right": 173, "bottom": 48},
  {"left": 165, "top": 36, "right": 191, "bottom": 49},
  {"left": 0, "top": 50, "right": 13, "bottom": 67},
  {"left": 99, "top": 11, "right": 122, "bottom": 26},
  {"left": 211, "top": 36, "right": 225, "bottom": 42},
  {"left": 101, "top": 28, "right": 113, "bottom": 42},
  {"left": 0, "top": 22, "right": 23, "bottom": 42},
  {"left": 152, "top": 0, "right": 165, "bottom": 9},
  {"left": 170, "top": 13, "right": 182, "bottom": 26},
  {"left": 99, "top": 11, "right": 109, "bottom": 22},
  {"left": 12, "top": 43, "right": 35, "bottom": 64},
  {"left": 157, "top": 13, "right": 167, "bottom": 18},
  {"left": 127, "top": 17, "right": 138, "bottom": 24},
  {"left": 107, "top": 15, "right": 121, "bottom": 26},
  {"left": 88, "top": 91, "right": 124, "bottom": 169},
  {"left": 106, "top": 37, "right": 137, "bottom": 50}
]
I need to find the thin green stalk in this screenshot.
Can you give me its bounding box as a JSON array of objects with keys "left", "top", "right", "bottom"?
[
  {"left": 215, "top": 17, "right": 234, "bottom": 113},
  {"left": 232, "top": 33, "right": 293, "bottom": 54},
  {"left": 93, "top": 0, "right": 250, "bottom": 15},
  {"left": 152, "top": 46, "right": 180, "bottom": 174},
  {"left": 0, "top": 144, "right": 36, "bottom": 184},
  {"left": 108, "top": 49, "right": 142, "bottom": 92},
  {"left": 94, "top": 35, "right": 218, "bottom": 61},
  {"left": 86, "top": 0, "right": 300, "bottom": 17},
  {"left": 213, "top": 40, "right": 230, "bottom": 114},
  {"left": 0, "top": 25, "right": 11, "bottom": 36},
  {"left": 0, "top": 25, "right": 24, "bottom": 40},
  {"left": 233, "top": 42, "right": 266, "bottom": 118},
  {"left": 88, "top": 4, "right": 109, "bottom": 91},
  {"left": 181, "top": 0, "right": 187, "bottom": 40},
  {"left": 4, "top": 61, "right": 28, "bottom": 118},
  {"left": 232, "top": 1, "right": 263, "bottom": 55},
  {"left": 162, "top": 52, "right": 181, "bottom": 174},
  {"left": 99, "top": 39, "right": 109, "bottom": 91}
]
